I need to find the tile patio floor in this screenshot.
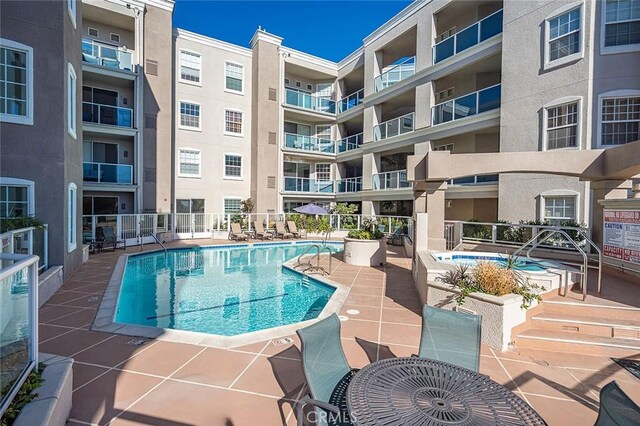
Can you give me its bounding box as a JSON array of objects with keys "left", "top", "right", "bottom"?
[{"left": 36, "top": 240, "right": 639, "bottom": 425}]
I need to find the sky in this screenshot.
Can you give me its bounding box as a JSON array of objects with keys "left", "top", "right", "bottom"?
[{"left": 173, "top": 1, "right": 413, "bottom": 62}]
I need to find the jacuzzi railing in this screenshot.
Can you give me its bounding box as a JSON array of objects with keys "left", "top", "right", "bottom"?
[{"left": 444, "top": 220, "right": 592, "bottom": 253}]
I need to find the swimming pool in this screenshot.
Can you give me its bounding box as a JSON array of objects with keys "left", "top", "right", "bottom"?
[
  {"left": 432, "top": 251, "right": 554, "bottom": 272},
  {"left": 115, "top": 242, "right": 343, "bottom": 336}
]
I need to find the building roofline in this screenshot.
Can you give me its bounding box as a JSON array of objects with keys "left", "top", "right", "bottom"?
[
  {"left": 174, "top": 28, "right": 252, "bottom": 57},
  {"left": 338, "top": 46, "right": 364, "bottom": 69},
  {"left": 250, "top": 28, "right": 283, "bottom": 48},
  {"left": 280, "top": 46, "right": 338, "bottom": 71},
  {"left": 361, "top": 0, "right": 430, "bottom": 46}
]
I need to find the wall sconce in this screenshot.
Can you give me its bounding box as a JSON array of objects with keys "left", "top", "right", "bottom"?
[
  {"left": 121, "top": 203, "right": 126, "bottom": 211},
  {"left": 446, "top": 200, "right": 452, "bottom": 208}
]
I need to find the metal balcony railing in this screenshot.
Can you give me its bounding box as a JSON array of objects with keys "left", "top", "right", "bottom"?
[
  {"left": 83, "top": 162, "right": 133, "bottom": 184},
  {"left": 283, "top": 177, "right": 335, "bottom": 193},
  {"left": 82, "top": 102, "right": 133, "bottom": 128},
  {"left": 373, "top": 112, "right": 414, "bottom": 141},
  {"left": 336, "top": 177, "right": 362, "bottom": 193},
  {"left": 81, "top": 39, "right": 133, "bottom": 72},
  {"left": 372, "top": 170, "right": 410, "bottom": 190},
  {"left": 338, "top": 88, "right": 364, "bottom": 113},
  {"left": 432, "top": 84, "right": 501, "bottom": 125},
  {"left": 374, "top": 56, "right": 416, "bottom": 92},
  {"left": 285, "top": 89, "right": 335, "bottom": 114},
  {"left": 284, "top": 133, "right": 335, "bottom": 154},
  {"left": 337, "top": 133, "right": 364, "bottom": 153},
  {"left": 449, "top": 174, "right": 499, "bottom": 185}
]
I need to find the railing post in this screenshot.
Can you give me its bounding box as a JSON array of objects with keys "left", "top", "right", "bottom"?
[
  {"left": 357, "top": 215, "right": 361, "bottom": 230},
  {"left": 388, "top": 217, "right": 392, "bottom": 234},
  {"left": 43, "top": 224, "right": 48, "bottom": 270},
  {"left": 491, "top": 225, "right": 497, "bottom": 244},
  {"left": 27, "top": 229, "right": 33, "bottom": 256},
  {"left": 337, "top": 215, "right": 341, "bottom": 231},
  {"left": 136, "top": 214, "right": 141, "bottom": 241}
]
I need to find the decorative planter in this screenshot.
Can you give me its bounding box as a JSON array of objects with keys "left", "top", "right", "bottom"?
[{"left": 343, "top": 237, "right": 387, "bottom": 267}]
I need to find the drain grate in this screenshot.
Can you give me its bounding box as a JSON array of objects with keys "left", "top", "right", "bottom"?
[
  {"left": 272, "top": 337, "right": 294, "bottom": 347},
  {"left": 126, "top": 338, "right": 147, "bottom": 346}
]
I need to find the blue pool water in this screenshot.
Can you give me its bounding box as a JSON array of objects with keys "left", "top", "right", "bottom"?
[
  {"left": 434, "top": 252, "right": 551, "bottom": 272},
  {"left": 116, "top": 242, "right": 342, "bottom": 336}
]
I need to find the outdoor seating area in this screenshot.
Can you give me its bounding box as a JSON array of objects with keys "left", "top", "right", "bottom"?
[{"left": 230, "top": 221, "right": 310, "bottom": 242}]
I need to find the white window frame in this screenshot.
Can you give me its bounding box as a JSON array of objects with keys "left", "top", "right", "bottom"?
[
  {"left": 0, "top": 177, "right": 35, "bottom": 218},
  {"left": 67, "top": 63, "right": 77, "bottom": 139},
  {"left": 315, "top": 163, "right": 332, "bottom": 181},
  {"left": 223, "top": 153, "right": 243, "bottom": 180},
  {"left": 544, "top": 3, "right": 584, "bottom": 70},
  {"left": 597, "top": 89, "right": 640, "bottom": 148},
  {"left": 601, "top": 0, "right": 640, "bottom": 54},
  {"left": 178, "top": 100, "right": 201, "bottom": 131},
  {"left": 0, "top": 38, "right": 34, "bottom": 126},
  {"left": 224, "top": 108, "right": 243, "bottom": 136},
  {"left": 68, "top": 0, "right": 77, "bottom": 29},
  {"left": 68, "top": 182, "right": 77, "bottom": 252},
  {"left": 315, "top": 124, "right": 332, "bottom": 139},
  {"left": 543, "top": 96, "right": 582, "bottom": 150},
  {"left": 540, "top": 190, "right": 580, "bottom": 223},
  {"left": 178, "top": 148, "right": 201, "bottom": 178},
  {"left": 178, "top": 49, "right": 202, "bottom": 86},
  {"left": 224, "top": 61, "right": 244, "bottom": 95},
  {"left": 433, "top": 143, "right": 454, "bottom": 151},
  {"left": 223, "top": 197, "right": 243, "bottom": 215}
]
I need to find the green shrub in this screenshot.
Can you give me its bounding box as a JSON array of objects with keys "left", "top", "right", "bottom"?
[
  {"left": 0, "top": 217, "right": 46, "bottom": 234},
  {"left": 347, "top": 229, "right": 384, "bottom": 240},
  {"left": 1, "top": 363, "right": 45, "bottom": 426}
]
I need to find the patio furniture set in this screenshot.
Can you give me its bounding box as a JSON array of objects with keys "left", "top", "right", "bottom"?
[
  {"left": 87, "top": 226, "right": 127, "bottom": 254},
  {"left": 228, "top": 221, "right": 307, "bottom": 241},
  {"left": 295, "top": 305, "right": 640, "bottom": 426}
]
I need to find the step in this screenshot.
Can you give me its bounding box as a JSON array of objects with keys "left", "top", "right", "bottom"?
[
  {"left": 515, "top": 329, "right": 640, "bottom": 357},
  {"left": 531, "top": 312, "right": 640, "bottom": 339},
  {"left": 542, "top": 299, "right": 640, "bottom": 321}
]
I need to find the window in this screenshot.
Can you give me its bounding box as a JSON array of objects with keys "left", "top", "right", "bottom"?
[
  {"left": 0, "top": 39, "right": 33, "bottom": 125},
  {"left": 224, "top": 109, "right": 243, "bottom": 134},
  {"left": 604, "top": 0, "right": 640, "bottom": 49},
  {"left": 68, "top": 0, "right": 76, "bottom": 28},
  {"left": 224, "top": 154, "right": 242, "bottom": 178},
  {"left": 434, "top": 144, "right": 454, "bottom": 151},
  {"left": 179, "top": 101, "right": 200, "bottom": 129},
  {"left": 315, "top": 163, "right": 331, "bottom": 181},
  {"left": 179, "top": 149, "right": 200, "bottom": 177},
  {"left": 601, "top": 95, "right": 640, "bottom": 145},
  {"left": 88, "top": 27, "right": 99, "bottom": 37},
  {"left": 545, "top": 6, "right": 582, "bottom": 67},
  {"left": 546, "top": 102, "right": 579, "bottom": 149},
  {"left": 0, "top": 184, "right": 30, "bottom": 218},
  {"left": 316, "top": 125, "right": 331, "bottom": 140},
  {"left": 543, "top": 195, "right": 577, "bottom": 223},
  {"left": 224, "top": 198, "right": 242, "bottom": 214},
  {"left": 179, "top": 50, "right": 201, "bottom": 84},
  {"left": 110, "top": 33, "right": 120, "bottom": 43},
  {"left": 225, "top": 62, "right": 243, "bottom": 93},
  {"left": 176, "top": 199, "right": 205, "bottom": 214},
  {"left": 68, "top": 182, "right": 77, "bottom": 252},
  {"left": 67, "top": 63, "right": 77, "bottom": 138},
  {"left": 83, "top": 196, "right": 118, "bottom": 215}
]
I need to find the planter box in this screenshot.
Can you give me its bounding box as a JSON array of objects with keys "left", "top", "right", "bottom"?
[
  {"left": 343, "top": 237, "right": 387, "bottom": 267},
  {"left": 424, "top": 280, "right": 535, "bottom": 350}
]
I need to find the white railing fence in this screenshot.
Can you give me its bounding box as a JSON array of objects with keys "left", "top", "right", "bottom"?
[{"left": 0, "top": 226, "right": 48, "bottom": 272}]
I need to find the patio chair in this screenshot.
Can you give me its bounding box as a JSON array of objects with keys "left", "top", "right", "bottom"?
[
  {"left": 96, "top": 226, "right": 126, "bottom": 251},
  {"left": 229, "top": 223, "right": 249, "bottom": 241},
  {"left": 253, "top": 221, "right": 273, "bottom": 240},
  {"left": 287, "top": 221, "right": 307, "bottom": 239},
  {"left": 387, "top": 227, "right": 404, "bottom": 246},
  {"left": 595, "top": 381, "right": 640, "bottom": 425},
  {"left": 296, "top": 314, "right": 356, "bottom": 426},
  {"left": 275, "top": 221, "right": 293, "bottom": 239},
  {"left": 418, "top": 305, "right": 482, "bottom": 372}
]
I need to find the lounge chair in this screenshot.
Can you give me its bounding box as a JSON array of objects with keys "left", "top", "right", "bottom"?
[
  {"left": 418, "top": 305, "right": 482, "bottom": 372},
  {"left": 387, "top": 227, "right": 404, "bottom": 246},
  {"left": 253, "top": 221, "right": 273, "bottom": 240},
  {"left": 595, "top": 381, "right": 640, "bottom": 425},
  {"left": 287, "top": 221, "right": 307, "bottom": 239},
  {"left": 229, "top": 223, "right": 249, "bottom": 241},
  {"left": 275, "top": 221, "right": 293, "bottom": 239},
  {"left": 296, "top": 314, "right": 356, "bottom": 426}
]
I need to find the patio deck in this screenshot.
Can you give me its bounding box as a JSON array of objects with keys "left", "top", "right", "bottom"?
[{"left": 36, "top": 240, "right": 639, "bottom": 425}]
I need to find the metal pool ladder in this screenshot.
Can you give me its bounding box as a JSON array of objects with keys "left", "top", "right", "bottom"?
[
  {"left": 295, "top": 244, "right": 333, "bottom": 276},
  {"left": 512, "top": 229, "right": 602, "bottom": 301},
  {"left": 139, "top": 232, "right": 168, "bottom": 258}
]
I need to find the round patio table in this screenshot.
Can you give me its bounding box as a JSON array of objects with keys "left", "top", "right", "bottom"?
[{"left": 346, "top": 357, "right": 546, "bottom": 426}]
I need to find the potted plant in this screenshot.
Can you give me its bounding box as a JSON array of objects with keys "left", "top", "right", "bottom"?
[{"left": 343, "top": 218, "right": 387, "bottom": 266}]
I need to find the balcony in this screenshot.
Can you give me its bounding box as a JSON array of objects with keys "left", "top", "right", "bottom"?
[
  {"left": 83, "top": 102, "right": 133, "bottom": 128},
  {"left": 373, "top": 113, "right": 414, "bottom": 141},
  {"left": 373, "top": 170, "right": 410, "bottom": 190},
  {"left": 83, "top": 162, "right": 133, "bottom": 185},
  {"left": 432, "top": 84, "right": 501, "bottom": 126},
  {"left": 338, "top": 89, "right": 364, "bottom": 113},
  {"left": 433, "top": 9, "right": 503, "bottom": 64},
  {"left": 337, "top": 133, "right": 364, "bottom": 153},
  {"left": 336, "top": 177, "right": 362, "bottom": 193},
  {"left": 284, "top": 133, "right": 335, "bottom": 155},
  {"left": 283, "top": 177, "right": 334, "bottom": 193},
  {"left": 449, "top": 174, "right": 499, "bottom": 185},
  {"left": 374, "top": 57, "right": 415, "bottom": 92},
  {"left": 285, "top": 89, "right": 335, "bottom": 114},
  {"left": 82, "top": 39, "right": 133, "bottom": 72}
]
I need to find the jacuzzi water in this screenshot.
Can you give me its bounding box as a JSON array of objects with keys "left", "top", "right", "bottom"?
[
  {"left": 116, "top": 242, "right": 342, "bottom": 336},
  {"left": 433, "top": 252, "right": 552, "bottom": 272}
]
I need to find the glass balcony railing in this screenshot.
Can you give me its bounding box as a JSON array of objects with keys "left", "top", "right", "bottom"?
[
  {"left": 285, "top": 89, "right": 335, "bottom": 114},
  {"left": 449, "top": 174, "right": 499, "bottom": 185},
  {"left": 81, "top": 39, "right": 133, "bottom": 72},
  {"left": 374, "top": 57, "right": 416, "bottom": 92},
  {"left": 433, "top": 9, "right": 503, "bottom": 64},
  {"left": 432, "top": 84, "right": 501, "bottom": 126},
  {"left": 373, "top": 112, "right": 414, "bottom": 141},
  {"left": 338, "top": 89, "right": 364, "bottom": 113},
  {"left": 82, "top": 102, "right": 133, "bottom": 128},
  {"left": 283, "top": 177, "right": 335, "bottom": 193},
  {"left": 372, "top": 170, "right": 410, "bottom": 190},
  {"left": 284, "top": 133, "right": 335, "bottom": 154},
  {"left": 336, "top": 177, "right": 362, "bottom": 193},
  {"left": 83, "top": 162, "right": 133, "bottom": 184},
  {"left": 337, "top": 133, "right": 364, "bottom": 153}
]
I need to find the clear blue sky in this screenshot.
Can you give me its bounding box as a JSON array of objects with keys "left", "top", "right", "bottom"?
[{"left": 173, "top": 1, "right": 413, "bottom": 62}]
